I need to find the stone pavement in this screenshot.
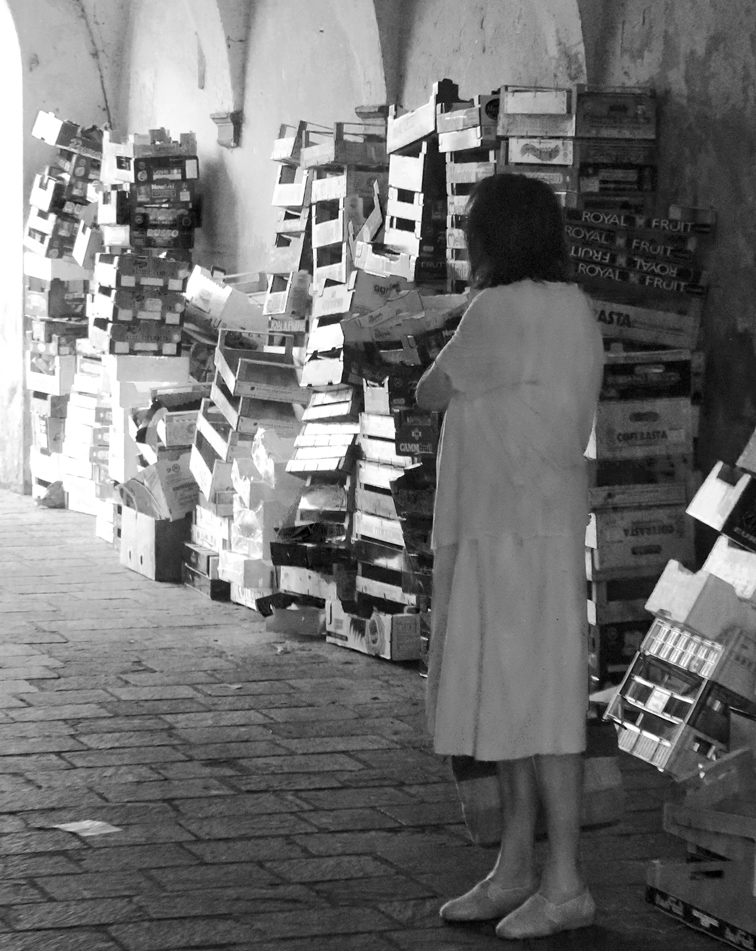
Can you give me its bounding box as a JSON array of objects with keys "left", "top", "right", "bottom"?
[{"left": 0, "top": 489, "right": 723, "bottom": 951}]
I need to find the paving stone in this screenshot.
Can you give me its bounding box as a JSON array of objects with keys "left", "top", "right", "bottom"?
[
  {"left": 74, "top": 843, "right": 199, "bottom": 873},
  {"left": 242, "top": 937, "right": 399, "bottom": 951},
  {"left": 171, "top": 792, "right": 310, "bottom": 819},
  {"left": 67, "top": 717, "right": 172, "bottom": 733},
  {"left": 262, "top": 704, "right": 360, "bottom": 723},
  {"left": 63, "top": 747, "right": 188, "bottom": 768},
  {"left": 263, "top": 854, "right": 391, "bottom": 883},
  {"left": 311, "top": 874, "right": 436, "bottom": 904},
  {"left": 176, "top": 813, "right": 318, "bottom": 839},
  {"left": 266, "top": 717, "right": 416, "bottom": 739},
  {"left": 0, "top": 736, "right": 85, "bottom": 755},
  {"left": 6, "top": 898, "right": 136, "bottom": 929},
  {"left": 94, "top": 778, "right": 235, "bottom": 803},
  {"left": 0, "top": 854, "right": 83, "bottom": 877},
  {"left": 26, "top": 802, "right": 177, "bottom": 829},
  {"left": 8, "top": 704, "right": 115, "bottom": 722},
  {"left": 238, "top": 906, "right": 396, "bottom": 940},
  {"left": 132, "top": 884, "right": 320, "bottom": 919},
  {"left": 0, "top": 789, "right": 106, "bottom": 813},
  {"left": 0, "top": 932, "right": 124, "bottom": 951},
  {"left": 231, "top": 773, "right": 350, "bottom": 793},
  {"left": 160, "top": 711, "right": 273, "bottom": 729},
  {"left": 22, "top": 690, "right": 118, "bottom": 707},
  {"left": 292, "top": 829, "right": 471, "bottom": 858},
  {"left": 0, "top": 830, "right": 89, "bottom": 854},
  {"left": 0, "top": 881, "right": 48, "bottom": 904},
  {"left": 73, "top": 730, "right": 179, "bottom": 750},
  {"left": 108, "top": 917, "right": 260, "bottom": 949},
  {"left": 180, "top": 839, "right": 309, "bottom": 865},
  {"left": 273, "top": 735, "right": 399, "bottom": 754},
  {"left": 104, "top": 686, "right": 203, "bottom": 701},
  {"left": 177, "top": 740, "right": 287, "bottom": 760},
  {"left": 235, "top": 753, "right": 365, "bottom": 774},
  {"left": 23, "top": 766, "right": 164, "bottom": 788},
  {"left": 116, "top": 671, "right": 220, "bottom": 686},
  {"left": 151, "top": 761, "right": 241, "bottom": 780},
  {"left": 101, "top": 700, "right": 210, "bottom": 716},
  {"left": 303, "top": 808, "right": 406, "bottom": 831},
  {"left": 35, "top": 871, "right": 161, "bottom": 900}
]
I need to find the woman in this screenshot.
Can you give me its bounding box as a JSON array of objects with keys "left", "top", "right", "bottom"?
[{"left": 416, "top": 173, "right": 605, "bottom": 940}]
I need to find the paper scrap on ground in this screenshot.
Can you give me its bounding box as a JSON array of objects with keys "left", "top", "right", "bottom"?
[{"left": 52, "top": 820, "right": 122, "bottom": 837}]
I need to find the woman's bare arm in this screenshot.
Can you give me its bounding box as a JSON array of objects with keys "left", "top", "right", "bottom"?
[{"left": 415, "top": 361, "right": 454, "bottom": 411}]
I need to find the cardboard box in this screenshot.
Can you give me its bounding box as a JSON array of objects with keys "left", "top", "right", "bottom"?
[
  {"left": 189, "top": 430, "right": 234, "bottom": 503},
  {"left": 702, "top": 535, "right": 756, "bottom": 603},
  {"left": 387, "top": 79, "right": 460, "bottom": 153},
  {"left": 575, "top": 87, "right": 657, "bottom": 139},
  {"left": 210, "top": 376, "right": 301, "bottom": 439},
  {"left": 183, "top": 542, "right": 220, "bottom": 579},
  {"left": 325, "top": 600, "right": 421, "bottom": 660},
  {"left": 214, "top": 333, "right": 306, "bottom": 404},
  {"left": 118, "top": 453, "right": 198, "bottom": 521},
  {"left": 589, "top": 297, "right": 701, "bottom": 350},
  {"left": 586, "top": 504, "right": 695, "bottom": 572},
  {"left": 686, "top": 462, "right": 756, "bottom": 553},
  {"left": 26, "top": 352, "right": 76, "bottom": 396},
  {"left": 586, "top": 398, "right": 694, "bottom": 461},
  {"left": 94, "top": 253, "right": 190, "bottom": 292},
  {"left": 181, "top": 562, "right": 230, "bottom": 601},
  {"left": 184, "top": 267, "right": 267, "bottom": 333},
  {"left": 271, "top": 165, "right": 312, "bottom": 207},
  {"left": 120, "top": 509, "right": 191, "bottom": 582},
  {"left": 32, "top": 111, "right": 102, "bottom": 158},
  {"left": 218, "top": 551, "right": 275, "bottom": 589},
  {"left": 300, "top": 121, "right": 387, "bottom": 169},
  {"left": 506, "top": 137, "right": 574, "bottom": 166}
]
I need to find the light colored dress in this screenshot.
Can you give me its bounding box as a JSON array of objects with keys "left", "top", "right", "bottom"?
[{"left": 425, "top": 280, "right": 605, "bottom": 761}]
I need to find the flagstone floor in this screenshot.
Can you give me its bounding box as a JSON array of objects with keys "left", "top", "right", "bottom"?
[{"left": 0, "top": 488, "right": 723, "bottom": 950}]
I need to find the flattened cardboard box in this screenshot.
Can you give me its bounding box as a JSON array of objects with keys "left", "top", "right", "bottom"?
[{"left": 325, "top": 599, "right": 421, "bottom": 661}]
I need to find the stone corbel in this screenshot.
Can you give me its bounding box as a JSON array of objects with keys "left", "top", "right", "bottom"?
[{"left": 211, "top": 110, "right": 243, "bottom": 148}]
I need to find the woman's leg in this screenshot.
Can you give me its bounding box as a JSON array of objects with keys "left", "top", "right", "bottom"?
[
  {"left": 489, "top": 756, "right": 539, "bottom": 888},
  {"left": 533, "top": 752, "right": 585, "bottom": 901}
]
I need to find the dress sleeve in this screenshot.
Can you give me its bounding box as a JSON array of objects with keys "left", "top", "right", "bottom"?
[{"left": 433, "top": 289, "right": 524, "bottom": 399}]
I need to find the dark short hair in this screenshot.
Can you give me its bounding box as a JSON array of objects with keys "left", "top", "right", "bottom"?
[{"left": 464, "top": 173, "right": 570, "bottom": 288}]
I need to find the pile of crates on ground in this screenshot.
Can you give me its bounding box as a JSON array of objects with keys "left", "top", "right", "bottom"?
[
  {"left": 24, "top": 114, "right": 102, "bottom": 509},
  {"left": 602, "top": 420, "right": 756, "bottom": 945},
  {"left": 22, "top": 84, "right": 723, "bottom": 677}
]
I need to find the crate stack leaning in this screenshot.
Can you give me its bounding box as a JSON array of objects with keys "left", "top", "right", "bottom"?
[
  {"left": 86, "top": 129, "right": 203, "bottom": 576},
  {"left": 180, "top": 124, "right": 315, "bottom": 608},
  {"left": 301, "top": 84, "right": 468, "bottom": 663},
  {"left": 24, "top": 113, "right": 102, "bottom": 509},
  {"left": 273, "top": 117, "right": 393, "bottom": 626},
  {"left": 562, "top": 87, "right": 715, "bottom": 687}
]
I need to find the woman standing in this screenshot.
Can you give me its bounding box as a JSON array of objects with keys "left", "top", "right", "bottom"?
[{"left": 416, "top": 174, "right": 605, "bottom": 940}]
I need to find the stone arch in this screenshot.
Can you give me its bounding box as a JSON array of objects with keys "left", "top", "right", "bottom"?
[{"left": 182, "top": 0, "right": 252, "bottom": 129}]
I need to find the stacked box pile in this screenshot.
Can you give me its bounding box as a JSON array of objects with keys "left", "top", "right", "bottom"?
[
  {"left": 440, "top": 88, "right": 499, "bottom": 291},
  {"left": 24, "top": 114, "right": 102, "bottom": 504},
  {"left": 578, "top": 200, "right": 716, "bottom": 685},
  {"left": 352, "top": 81, "right": 462, "bottom": 289},
  {"left": 79, "top": 128, "right": 204, "bottom": 576},
  {"left": 266, "top": 121, "right": 312, "bottom": 337},
  {"left": 185, "top": 328, "right": 305, "bottom": 605},
  {"left": 60, "top": 344, "right": 110, "bottom": 518}
]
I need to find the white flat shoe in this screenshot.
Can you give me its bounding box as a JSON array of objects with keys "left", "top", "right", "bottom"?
[
  {"left": 495, "top": 888, "right": 596, "bottom": 939},
  {"left": 440, "top": 878, "right": 538, "bottom": 922}
]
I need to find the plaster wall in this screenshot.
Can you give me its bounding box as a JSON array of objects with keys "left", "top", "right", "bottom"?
[
  {"left": 123, "top": 0, "right": 384, "bottom": 278},
  {"left": 580, "top": 0, "right": 756, "bottom": 476},
  {"left": 396, "top": 0, "right": 587, "bottom": 106}
]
